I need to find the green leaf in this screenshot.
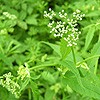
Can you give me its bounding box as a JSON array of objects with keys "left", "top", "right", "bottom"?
[
  {"left": 27, "top": 6, "right": 33, "bottom": 15},
  {"left": 7, "top": 93, "right": 16, "bottom": 100},
  {"left": 88, "top": 41, "right": 100, "bottom": 69},
  {"left": 20, "top": 78, "right": 30, "bottom": 92},
  {"left": 17, "top": 20, "right": 27, "bottom": 30},
  {"left": 42, "top": 41, "right": 61, "bottom": 57},
  {"left": 91, "top": 41, "right": 100, "bottom": 55},
  {"left": 86, "top": 11, "right": 100, "bottom": 17},
  {"left": 19, "top": 10, "right": 27, "bottom": 20},
  {"left": 0, "top": 53, "right": 12, "bottom": 66},
  {"left": 26, "top": 15, "right": 38, "bottom": 25},
  {"left": 84, "top": 25, "right": 95, "bottom": 51},
  {"left": 45, "top": 88, "right": 55, "bottom": 100},
  {"left": 0, "top": 86, "right": 9, "bottom": 100},
  {"left": 59, "top": 60, "right": 83, "bottom": 87},
  {"left": 60, "top": 60, "right": 80, "bottom": 78},
  {"left": 60, "top": 38, "right": 71, "bottom": 59},
  {"left": 64, "top": 71, "right": 100, "bottom": 99},
  {"left": 30, "top": 80, "right": 39, "bottom": 100},
  {"left": 28, "top": 27, "right": 37, "bottom": 36},
  {"left": 41, "top": 71, "right": 56, "bottom": 84},
  {"left": 21, "top": 3, "right": 27, "bottom": 11}
]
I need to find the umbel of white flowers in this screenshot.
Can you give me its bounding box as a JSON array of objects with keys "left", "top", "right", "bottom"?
[
  {"left": 0, "top": 63, "right": 30, "bottom": 98},
  {"left": 0, "top": 72, "right": 20, "bottom": 98},
  {"left": 44, "top": 8, "right": 85, "bottom": 47},
  {"left": 3, "top": 12, "right": 17, "bottom": 20}
]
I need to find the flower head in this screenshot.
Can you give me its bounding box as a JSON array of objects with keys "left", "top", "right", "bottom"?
[
  {"left": 44, "top": 8, "right": 56, "bottom": 19},
  {"left": 0, "top": 72, "right": 20, "bottom": 98},
  {"left": 17, "top": 63, "right": 30, "bottom": 80},
  {"left": 44, "top": 9, "right": 85, "bottom": 47},
  {"left": 3, "top": 12, "right": 17, "bottom": 20}
]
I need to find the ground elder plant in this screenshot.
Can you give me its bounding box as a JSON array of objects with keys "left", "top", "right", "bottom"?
[
  {"left": 1, "top": 0, "right": 100, "bottom": 99},
  {"left": 44, "top": 9, "right": 85, "bottom": 47},
  {"left": 43, "top": 8, "right": 100, "bottom": 100},
  {"left": 44, "top": 9, "right": 85, "bottom": 64}
]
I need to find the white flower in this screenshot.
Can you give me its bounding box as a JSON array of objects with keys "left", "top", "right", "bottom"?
[
  {"left": 76, "top": 9, "right": 81, "bottom": 13},
  {"left": 58, "top": 10, "right": 67, "bottom": 18},
  {"left": 62, "top": 10, "right": 64, "bottom": 12},
  {"left": 49, "top": 8, "right": 52, "bottom": 11},
  {"left": 44, "top": 9, "right": 56, "bottom": 19}
]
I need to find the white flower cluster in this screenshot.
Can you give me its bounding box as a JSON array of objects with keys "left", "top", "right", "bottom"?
[
  {"left": 59, "top": 10, "right": 67, "bottom": 18},
  {"left": 17, "top": 63, "right": 30, "bottom": 80},
  {"left": 0, "top": 72, "right": 20, "bottom": 98},
  {"left": 0, "top": 63, "right": 30, "bottom": 98},
  {"left": 0, "top": 28, "right": 7, "bottom": 35},
  {"left": 44, "top": 8, "right": 56, "bottom": 19},
  {"left": 44, "top": 9, "right": 85, "bottom": 47},
  {"left": 3, "top": 12, "right": 17, "bottom": 20},
  {"left": 49, "top": 21, "right": 67, "bottom": 37},
  {"left": 73, "top": 9, "right": 85, "bottom": 20}
]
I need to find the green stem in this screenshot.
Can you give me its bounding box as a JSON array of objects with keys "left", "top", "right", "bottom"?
[
  {"left": 94, "top": 58, "right": 98, "bottom": 75},
  {"left": 71, "top": 46, "right": 76, "bottom": 65},
  {"left": 77, "top": 55, "right": 100, "bottom": 66},
  {"left": 30, "top": 62, "right": 57, "bottom": 70},
  {"left": 28, "top": 88, "right": 31, "bottom": 100}
]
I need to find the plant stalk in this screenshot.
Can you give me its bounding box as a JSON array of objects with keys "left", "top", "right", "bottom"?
[
  {"left": 30, "top": 62, "right": 58, "bottom": 70},
  {"left": 71, "top": 46, "right": 76, "bottom": 65},
  {"left": 77, "top": 55, "right": 100, "bottom": 65},
  {"left": 94, "top": 58, "right": 98, "bottom": 75},
  {"left": 28, "top": 88, "right": 31, "bottom": 100}
]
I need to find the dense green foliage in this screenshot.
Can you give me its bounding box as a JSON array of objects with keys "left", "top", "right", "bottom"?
[{"left": 0, "top": 0, "right": 100, "bottom": 100}]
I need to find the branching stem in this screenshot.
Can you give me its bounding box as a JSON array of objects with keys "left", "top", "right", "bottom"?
[{"left": 77, "top": 55, "right": 100, "bottom": 65}]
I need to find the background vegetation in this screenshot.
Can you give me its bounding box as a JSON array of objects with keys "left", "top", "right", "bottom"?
[{"left": 0, "top": 0, "right": 100, "bottom": 100}]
